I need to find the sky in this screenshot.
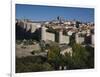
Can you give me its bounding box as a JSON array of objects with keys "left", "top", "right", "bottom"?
[{"left": 16, "top": 4, "right": 94, "bottom": 22}]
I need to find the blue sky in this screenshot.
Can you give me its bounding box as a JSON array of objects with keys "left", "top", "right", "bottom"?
[{"left": 16, "top": 4, "right": 94, "bottom": 22}]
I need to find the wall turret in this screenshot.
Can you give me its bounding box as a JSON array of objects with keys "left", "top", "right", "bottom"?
[{"left": 41, "top": 25, "right": 46, "bottom": 41}]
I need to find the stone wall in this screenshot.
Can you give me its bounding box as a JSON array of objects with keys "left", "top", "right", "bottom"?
[
  {"left": 46, "top": 32, "right": 55, "bottom": 41},
  {"left": 75, "top": 33, "right": 85, "bottom": 44},
  {"left": 58, "top": 31, "right": 69, "bottom": 44},
  {"left": 61, "top": 35, "right": 70, "bottom": 44},
  {"left": 91, "top": 34, "right": 94, "bottom": 45}
]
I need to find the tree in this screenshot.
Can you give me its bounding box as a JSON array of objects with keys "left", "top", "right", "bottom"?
[
  {"left": 47, "top": 42, "right": 61, "bottom": 69},
  {"left": 16, "top": 56, "right": 53, "bottom": 73},
  {"left": 85, "top": 46, "right": 94, "bottom": 68},
  {"left": 71, "top": 43, "right": 89, "bottom": 69}
]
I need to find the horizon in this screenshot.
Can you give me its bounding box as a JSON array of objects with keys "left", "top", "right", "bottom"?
[{"left": 16, "top": 4, "right": 94, "bottom": 23}]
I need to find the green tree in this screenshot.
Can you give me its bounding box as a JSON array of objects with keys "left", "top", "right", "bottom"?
[
  {"left": 47, "top": 43, "right": 61, "bottom": 69},
  {"left": 71, "top": 43, "right": 89, "bottom": 69},
  {"left": 85, "top": 46, "right": 94, "bottom": 68}
]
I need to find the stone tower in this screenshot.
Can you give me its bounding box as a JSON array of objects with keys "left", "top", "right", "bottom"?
[
  {"left": 91, "top": 34, "right": 94, "bottom": 45},
  {"left": 75, "top": 33, "right": 79, "bottom": 44},
  {"left": 59, "top": 29, "right": 63, "bottom": 44},
  {"left": 41, "top": 25, "right": 46, "bottom": 41},
  {"left": 23, "top": 19, "right": 27, "bottom": 29}
]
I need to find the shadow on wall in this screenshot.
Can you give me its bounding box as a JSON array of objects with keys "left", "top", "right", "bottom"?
[{"left": 16, "top": 22, "right": 41, "bottom": 41}]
